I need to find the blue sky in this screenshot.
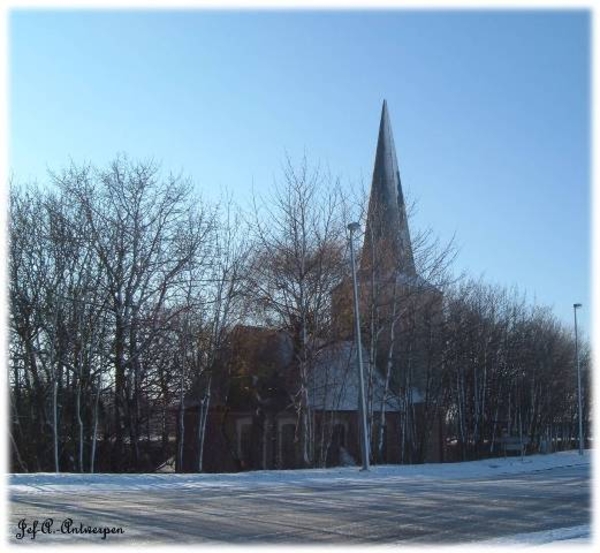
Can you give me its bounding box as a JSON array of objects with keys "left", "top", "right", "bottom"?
[{"left": 9, "top": 9, "right": 591, "bottom": 337}]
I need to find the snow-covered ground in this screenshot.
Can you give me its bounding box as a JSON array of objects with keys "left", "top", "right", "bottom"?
[
  {"left": 479, "top": 524, "right": 591, "bottom": 545},
  {"left": 9, "top": 449, "right": 591, "bottom": 495},
  {"left": 8, "top": 450, "right": 593, "bottom": 547}
]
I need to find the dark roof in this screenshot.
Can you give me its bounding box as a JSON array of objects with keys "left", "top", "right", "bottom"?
[{"left": 362, "top": 100, "right": 416, "bottom": 278}]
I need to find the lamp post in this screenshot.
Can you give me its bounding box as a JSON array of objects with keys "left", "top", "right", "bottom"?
[
  {"left": 573, "top": 303, "right": 584, "bottom": 456},
  {"left": 348, "top": 222, "right": 370, "bottom": 471}
]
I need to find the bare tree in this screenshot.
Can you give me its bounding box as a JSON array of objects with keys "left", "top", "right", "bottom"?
[
  {"left": 246, "top": 157, "right": 348, "bottom": 467},
  {"left": 195, "top": 199, "right": 248, "bottom": 471},
  {"left": 51, "top": 157, "right": 215, "bottom": 471},
  {"left": 439, "top": 278, "right": 589, "bottom": 461},
  {"left": 10, "top": 157, "right": 217, "bottom": 472},
  {"left": 9, "top": 155, "right": 591, "bottom": 473},
  {"left": 346, "top": 190, "right": 457, "bottom": 464}
]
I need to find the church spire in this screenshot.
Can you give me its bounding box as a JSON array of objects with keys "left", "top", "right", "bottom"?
[{"left": 361, "top": 100, "right": 416, "bottom": 278}]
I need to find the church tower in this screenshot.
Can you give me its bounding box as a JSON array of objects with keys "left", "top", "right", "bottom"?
[
  {"left": 332, "top": 99, "right": 425, "bottom": 331},
  {"left": 332, "top": 100, "right": 444, "bottom": 463},
  {"left": 361, "top": 99, "right": 416, "bottom": 279}
]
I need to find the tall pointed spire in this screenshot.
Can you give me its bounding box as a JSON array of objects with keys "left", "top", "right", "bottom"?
[{"left": 361, "top": 100, "right": 416, "bottom": 278}]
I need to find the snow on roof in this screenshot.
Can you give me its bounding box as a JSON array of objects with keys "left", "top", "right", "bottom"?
[
  {"left": 394, "top": 271, "right": 436, "bottom": 290},
  {"left": 307, "top": 341, "right": 421, "bottom": 412}
]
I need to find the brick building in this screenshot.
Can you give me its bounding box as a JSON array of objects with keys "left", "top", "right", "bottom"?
[{"left": 178, "top": 100, "right": 444, "bottom": 472}]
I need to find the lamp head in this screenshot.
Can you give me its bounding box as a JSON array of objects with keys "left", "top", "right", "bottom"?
[
  {"left": 574, "top": 303, "right": 582, "bottom": 309},
  {"left": 347, "top": 222, "right": 360, "bottom": 233}
]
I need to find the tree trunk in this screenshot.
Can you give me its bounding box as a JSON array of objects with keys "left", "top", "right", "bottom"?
[
  {"left": 197, "top": 375, "right": 212, "bottom": 472},
  {"left": 91, "top": 377, "right": 101, "bottom": 473}
]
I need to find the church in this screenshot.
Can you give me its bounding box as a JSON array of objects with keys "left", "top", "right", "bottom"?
[{"left": 177, "top": 101, "right": 444, "bottom": 472}]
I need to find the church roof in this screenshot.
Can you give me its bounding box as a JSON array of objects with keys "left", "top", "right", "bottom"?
[{"left": 308, "top": 341, "right": 421, "bottom": 412}]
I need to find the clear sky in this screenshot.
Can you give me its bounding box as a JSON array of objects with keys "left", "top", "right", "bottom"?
[{"left": 9, "top": 8, "right": 591, "bottom": 337}]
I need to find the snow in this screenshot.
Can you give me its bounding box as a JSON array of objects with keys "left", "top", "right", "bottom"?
[
  {"left": 8, "top": 450, "right": 592, "bottom": 547},
  {"left": 309, "top": 341, "right": 409, "bottom": 411},
  {"left": 479, "top": 524, "right": 591, "bottom": 545},
  {"left": 10, "top": 449, "right": 590, "bottom": 495}
]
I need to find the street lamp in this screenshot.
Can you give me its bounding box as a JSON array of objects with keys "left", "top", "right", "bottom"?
[
  {"left": 573, "top": 303, "right": 584, "bottom": 456},
  {"left": 348, "top": 222, "right": 370, "bottom": 471}
]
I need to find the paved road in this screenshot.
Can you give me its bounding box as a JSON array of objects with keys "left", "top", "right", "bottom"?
[{"left": 9, "top": 464, "right": 591, "bottom": 545}]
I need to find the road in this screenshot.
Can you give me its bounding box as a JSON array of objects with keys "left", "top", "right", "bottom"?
[{"left": 9, "top": 464, "right": 591, "bottom": 545}]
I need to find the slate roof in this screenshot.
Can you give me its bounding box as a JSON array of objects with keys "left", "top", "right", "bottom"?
[
  {"left": 362, "top": 99, "right": 416, "bottom": 278},
  {"left": 180, "top": 328, "right": 423, "bottom": 414},
  {"left": 307, "top": 341, "right": 421, "bottom": 412}
]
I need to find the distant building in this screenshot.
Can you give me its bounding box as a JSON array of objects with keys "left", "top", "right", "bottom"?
[{"left": 178, "top": 100, "right": 444, "bottom": 472}]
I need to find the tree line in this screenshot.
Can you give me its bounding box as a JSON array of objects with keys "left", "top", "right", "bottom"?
[{"left": 8, "top": 156, "right": 591, "bottom": 472}]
